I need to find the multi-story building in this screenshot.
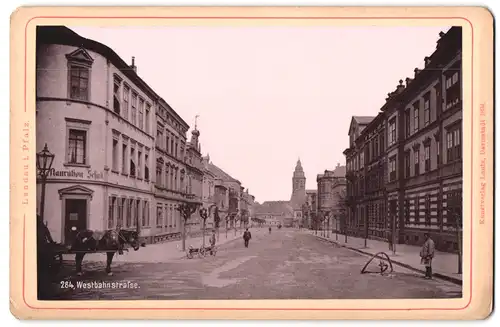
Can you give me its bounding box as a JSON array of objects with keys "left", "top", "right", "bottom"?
[
  {"left": 343, "top": 27, "right": 462, "bottom": 252},
  {"left": 304, "top": 190, "right": 318, "bottom": 228},
  {"left": 205, "top": 160, "right": 244, "bottom": 229},
  {"left": 36, "top": 26, "right": 157, "bottom": 245},
  {"left": 254, "top": 201, "right": 293, "bottom": 226},
  {"left": 201, "top": 154, "right": 217, "bottom": 228},
  {"left": 316, "top": 164, "right": 347, "bottom": 233},
  {"left": 183, "top": 127, "right": 205, "bottom": 231},
  {"left": 153, "top": 98, "right": 192, "bottom": 243},
  {"left": 344, "top": 116, "right": 376, "bottom": 237},
  {"left": 344, "top": 113, "right": 387, "bottom": 241},
  {"left": 36, "top": 26, "right": 210, "bottom": 246}
]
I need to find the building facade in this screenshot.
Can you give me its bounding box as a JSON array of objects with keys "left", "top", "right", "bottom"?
[
  {"left": 343, "top": 27, "right": 462, "bottom": 252},
  {"left": 253, "top": 201, "right": 293, "bottom": 226},
  {"left": 201, "top": 154, "right": 217, "bottom": 229},
  {"left": 304, "top": 190, "right": 318, "bottom": 228},
  {"left": 36, "top": 26, "right": 159, "bottom": 245},
  {"left": 36, "top": 26, "right": 211, "bottom": 246},
  {"left": 316, "top": 164, "right": 347, "bottom": 233}
]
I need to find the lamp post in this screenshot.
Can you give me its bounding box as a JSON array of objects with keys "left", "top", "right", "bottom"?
[{"left": 36, "top": 143, "right": 55, "bottom": 224}]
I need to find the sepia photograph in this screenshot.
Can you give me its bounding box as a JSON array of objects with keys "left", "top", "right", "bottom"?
[
  {"left": 35, "top": 23, "right": 464, "bottom": 301},
  {"left": 9, "top": 5, "right": 494, "bottom": 320}
]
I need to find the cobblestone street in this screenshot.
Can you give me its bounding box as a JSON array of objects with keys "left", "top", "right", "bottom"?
[{"left": 43, "top": 229, "right": 462, "bottom": 300}]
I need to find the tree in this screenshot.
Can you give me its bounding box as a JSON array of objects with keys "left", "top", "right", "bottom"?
[
  {"left": 177, "top": 203, "right": 198, "bottom": 251},
  {"left": 448, "top": 191, "right": 463, "bottom": 274},
  {"left": 212, "top": 205, "right": 221, "bottom": 241},
  {"left": 301, "top": 203, "right": 309, "bottom": 230},
  {"left": 336, "top": 188, "right": 349, "bottom": 243},
  {"left": 199, "top": 207, "right": 209, "bottom": 248}
]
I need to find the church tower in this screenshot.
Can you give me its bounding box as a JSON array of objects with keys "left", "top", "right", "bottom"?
[{"left": 290, "top": 158, "right": 307, "bottom": 208}]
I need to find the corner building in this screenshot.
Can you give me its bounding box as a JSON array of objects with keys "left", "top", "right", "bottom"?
[
  {"left": 36, "top": 26, "right": 156, "bottom": 245},
  {"left": 36, "top": 26, "right": 205, "bottom": 245}
]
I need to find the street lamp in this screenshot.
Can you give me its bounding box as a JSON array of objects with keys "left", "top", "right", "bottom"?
[{"left": 36, "top": 143, "right": 55, "bottom": 224}]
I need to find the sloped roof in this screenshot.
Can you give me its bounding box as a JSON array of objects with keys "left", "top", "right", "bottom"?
[
  {"left": 348, "top": 116, "right": 375, "bottom": 135},
  {"left": 332, "top": 165, "right": 346, "bottom": 177},
  {"left": 207, "top": 163, "right": 240, "bottom": 184},
  {"left": 254, "top": 201, "right": 293, "bottom": 216},
  {"left": 353, "top": 116, "right": 376, "bottom": 125}
]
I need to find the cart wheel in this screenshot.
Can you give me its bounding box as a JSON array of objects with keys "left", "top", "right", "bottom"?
[
  {"left": 198, "top": 248, "right": 205, "bottom": 258},
  {"left": 212, "top": 249, "right": 217, "bottom": 256},
  {"left": 187, "top": 251, "right": 193, "bottom": 259}
]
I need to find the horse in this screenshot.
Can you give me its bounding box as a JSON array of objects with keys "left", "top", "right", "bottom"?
[{"left": 71, "top": 229, "right": 143, "bottom": 276}]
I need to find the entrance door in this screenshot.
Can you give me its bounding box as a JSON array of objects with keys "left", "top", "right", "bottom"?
[{"left": 64, "top": 199, "right": 87, "bottom": 245}]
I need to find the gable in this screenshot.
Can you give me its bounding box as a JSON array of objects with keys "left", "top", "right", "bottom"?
[
  {"left": 58, "top": 185, "right": 94, "bottom": 199},
  {"left": 348, "top": 118, "right": 358, "bottom": 136},
  {"left": 65, "top": 47, "right": 94, "bottom": 65}
]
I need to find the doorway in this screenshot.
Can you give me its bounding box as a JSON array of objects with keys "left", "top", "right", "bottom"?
[{"left": 64, "top": 198, "right": 87, "bottom": 245}]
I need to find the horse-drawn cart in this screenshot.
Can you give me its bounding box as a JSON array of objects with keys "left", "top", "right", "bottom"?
[
  {"left": 37, "top": 219, "right": 144, "bottom": 276},
  {"left": 186, "top": 245, "right": 217, "bottom": 259}
]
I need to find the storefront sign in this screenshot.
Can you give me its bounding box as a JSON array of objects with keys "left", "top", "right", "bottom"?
[{"left": 48, "top": 168, "right": 104, "bottom": 180}]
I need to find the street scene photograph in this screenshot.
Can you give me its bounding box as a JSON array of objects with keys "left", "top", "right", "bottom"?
[{"left": 35, "top": 24, "right": 463, "bottom": 300}]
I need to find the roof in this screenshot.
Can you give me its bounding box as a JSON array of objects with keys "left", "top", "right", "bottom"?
[
  {"left": 332, "top": 165, "right": 346, "bottom": 177},
  {"left": 353, "top": 116, "right": 376, "bottom": 125},
  {"left": 207, "top": 162, "right": 240, "bottom": 184},
  {"left": 306, "top": 189, "right": 317, "bottom": 194},
  {"left": 348, "top": 116, "right": 375, "bottom": 135},
  {"left": 253, "top": 201, "right": 293, "bottom": 216},
  {"left": 36, "top": 26, "right": 189, "bottom": 130}
]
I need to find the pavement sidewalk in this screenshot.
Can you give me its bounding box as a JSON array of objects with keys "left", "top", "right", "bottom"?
[
  {"left": 69, "top": 228, "right": 265, "bottom": 263},
  {"left": 305, "top": 230, "right": 463, "bottom": 285}
]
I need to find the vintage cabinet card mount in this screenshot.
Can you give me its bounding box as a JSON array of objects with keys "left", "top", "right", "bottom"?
[{"left": 9, "top": 6, "right": 494, "bottom": 320}]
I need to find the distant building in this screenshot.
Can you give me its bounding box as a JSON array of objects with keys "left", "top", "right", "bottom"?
[
  {"left": 304, "top": 190, "right": 318, "bottom": 228},
  {"left": 253, "top": 158, "right": 310, "bottom": 228},
  {"left": 316, "top": 164, "right": 347, "bottom": 232},
  {"left": 253, "top": 201, "right": 293, "bottom": 226}
]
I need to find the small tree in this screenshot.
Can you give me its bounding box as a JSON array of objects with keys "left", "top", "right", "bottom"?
[
  {"left": 448, "top": 191, "right": 463, "bottom": 274},
  {"left": 177, "top": 203, "right": 198, "bottom": 251},
  {"left": 199, "top": 207, "right": 209, "bottom": 248},
  {"left": 301, "top": 203, "right": 309, "bottom": 230},
  {"left": 337, "top": 188, "right": 349, "bottom": 243},
  {"left": 212, "top": 205, "right": 221, "bottom": 241}
]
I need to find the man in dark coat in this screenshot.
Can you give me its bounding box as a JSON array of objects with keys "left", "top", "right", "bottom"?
[{"left": 243, "top": 228, "right": 252, "bottom": 248}]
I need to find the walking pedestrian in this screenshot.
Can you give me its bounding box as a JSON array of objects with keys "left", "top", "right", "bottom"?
[
  {"left": 209, "top": 229, "right": 216, "bottom": 255},
  {"left": 243, "top": 228, "right": 252, "bottom": 248},
  {"left": 420, "top": 232, "right": 435, "bottom": 279}
]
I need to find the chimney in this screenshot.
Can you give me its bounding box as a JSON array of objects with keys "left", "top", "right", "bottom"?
[
  {"left": 405, "top": 77, "right": 413, "bottom": 87},
  {"left": 424, "top": 56, "right": 431, "bottom": 67},
  {"left": 414, "top": 68, "right": 420, "bottom": 78},
  {"left": 130, "top": 56, "right": 137, "bottom": 73}
]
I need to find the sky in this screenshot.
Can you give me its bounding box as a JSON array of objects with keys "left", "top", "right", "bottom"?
[{"left": 70, "top": 25, "right": 450, "bottom": 203}]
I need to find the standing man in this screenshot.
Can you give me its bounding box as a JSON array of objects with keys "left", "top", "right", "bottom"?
[
  {"left": 420, "top": 232, "right": 436, "bottom": 279},
  {"left": 209, "top": 229, "right": 217, "bottom": 255},
  {"left": 243, "top": 228, "right": 252, "bottom": 248}
]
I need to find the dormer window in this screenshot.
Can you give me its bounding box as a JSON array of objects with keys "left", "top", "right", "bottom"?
[{"left": 66, "top": 48, "right": 94, "bottom": 102}]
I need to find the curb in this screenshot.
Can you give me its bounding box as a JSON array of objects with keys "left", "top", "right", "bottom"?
[{"left": 310, "top": 233, "right": 463, "bottom": 286}]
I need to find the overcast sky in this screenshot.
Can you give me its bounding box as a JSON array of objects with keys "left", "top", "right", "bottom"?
[{"left": 70, "top": 25, "right": 449, "bottom": 203}]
